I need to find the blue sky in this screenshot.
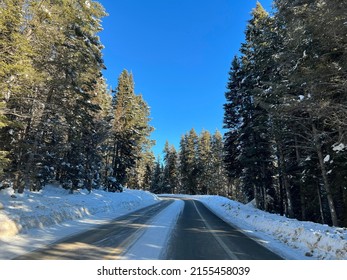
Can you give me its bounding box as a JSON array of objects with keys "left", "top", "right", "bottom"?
[{"left": 98, "top": 0, "right": 274, "bottom": 158}]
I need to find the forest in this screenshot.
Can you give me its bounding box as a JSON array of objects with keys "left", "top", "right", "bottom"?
[
  {"left": 1, "top": 0, "right": 347, "bottom": 227},
  {"left": 151, "top": 129, "right": 229, "bottom": 196},
  {"left": 223, "top": 1, "right": 347, "bottom": 227},
  {"left": 0, "top": 0, "right": 153, "bottom": 194}
]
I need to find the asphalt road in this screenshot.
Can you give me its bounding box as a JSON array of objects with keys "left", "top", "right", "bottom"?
[
  {"left": 14, "top": 197, "right": 283, "bottom": 260},
  {"left": 166, "top": 198, "right": 283, "bottom": 260}
]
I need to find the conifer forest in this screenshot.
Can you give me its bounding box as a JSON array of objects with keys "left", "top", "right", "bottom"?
[{"left": 1, "top": 0, "right": 347, "bottom": 227}]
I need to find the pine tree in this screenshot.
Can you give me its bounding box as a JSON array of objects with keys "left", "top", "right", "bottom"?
[
  {"left": 151, "top": 157, "right": 164, "bottom": 193},
  {"left": 142, "top": 152, "right": 155, "bottom": 191},
  {"left": 0, "top": 0, "right": 44, "bottom": 191},
  {"left": 197, "top": 130, "right": 213, "bottom": 194},
  {"left": 110, "top": 70, "right": 154, "bottom": 187},
  {"left": 31, "top": 0, "right": 107, "bottom": 192},
  {"left": 127, "top": 150, "right": 155, "bottom": 189},
  {"left": 210, "top": 130, "right": 229, "bottom": 196},
  {"left": 241, "top": 2, "right": 276, "bottom": 211},
  {"left": 223, "top": 56, "right": 246, "bottom": 200},
  {"left": 224, "top": 2, "right": 277, "bottom": 210},
  {"left": 163, "top": 141, "right": 179, "bottom": 194},
  {"left": 179, "top": 129, "right": 199, "bottom": 194}
]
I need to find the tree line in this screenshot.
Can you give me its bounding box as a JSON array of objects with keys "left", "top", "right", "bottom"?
[
  {"left": 223, "top": 1, "right": 347, "bottom": 226},
  {"left": 0, "top": 1, "right": 153, "bottom": 193},
  {"left": 150, "top": 129, "right": 230, "bottom": 197}
]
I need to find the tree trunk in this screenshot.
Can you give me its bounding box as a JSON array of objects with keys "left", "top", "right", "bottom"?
[
  {"left": 260, "top": 162, "right": 267, "bottom": 211},
  {"left": 275, "top": 154, "right": 284, "bottom": 216},
  {"left": 277, "top": 142, "right": 295, "bottom": 218},
  {"left": 317, "top": 183, "right": 325, "bottom": 224},
  {"left": 295, "top": 136, "right": 306, "bottom": 220},
  {"left": 312, "top": 122, "right": 339, "bottom": 226},
  {"left": 253, "top": 183, "right": 259, "bottom": 208}
]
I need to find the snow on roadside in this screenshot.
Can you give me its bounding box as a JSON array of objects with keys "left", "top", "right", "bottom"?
[
  {"left": 0, "top": 185, "right": 160, "bottom": 259},
  {"left": 122, "top": 199, "right": 184, "bottom": 260},
  {"left": 1, "top": 186, "right": 346, "bottom": 260},
  {"left": 195, "top": 195, "right": 347, "bottom": 260}
]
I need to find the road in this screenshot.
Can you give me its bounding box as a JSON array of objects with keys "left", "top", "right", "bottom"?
[
  {"left": 15, "top": 197, "right": 283, "bottom": 260},
  {"left": 166, "top": 199, "right": 282, "bottom": 260}
]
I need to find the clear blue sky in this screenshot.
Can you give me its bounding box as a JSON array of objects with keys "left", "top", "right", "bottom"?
[{"left": 98, "top": 0, "right": 274, "bottom": 158}]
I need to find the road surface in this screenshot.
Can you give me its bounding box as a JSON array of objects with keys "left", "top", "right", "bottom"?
[
  {"left": 166, "top": 198, "right": 282, "bottom": 259},
  {"left": 15, "top": 197, "right": 283, "bottom": 260}
]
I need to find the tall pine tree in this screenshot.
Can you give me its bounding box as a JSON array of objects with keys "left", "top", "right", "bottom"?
[{"left": 110, "top": 70, "right": 154, "bottom": 187}]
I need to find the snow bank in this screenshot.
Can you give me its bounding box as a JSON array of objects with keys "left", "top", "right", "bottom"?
[
  {"left": 0, "top": 185, "right": 160, "bottom": 239},
  {"left": 0, "top": 214, "right": 20, "bottom": 237},
  {"left": 196, "top": 195, "right": 347, "bottom": 260}
]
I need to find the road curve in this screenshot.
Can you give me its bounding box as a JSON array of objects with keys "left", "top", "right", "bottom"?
[{"left": 166, "top": 198, "right": 283, "bottom": 260}]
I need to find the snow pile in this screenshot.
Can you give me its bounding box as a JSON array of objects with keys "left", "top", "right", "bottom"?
[
  {"left": 196, "top": 195, "right": 347, "bottom": 260},
  {"left": 0, "top": 214, "right": 20, "bottom": 238},
  {"left": 0, "top": 185, "right": 160, "bottom": 239}
]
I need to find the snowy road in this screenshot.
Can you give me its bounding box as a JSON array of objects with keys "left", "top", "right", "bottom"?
[
  {"left": 1, "top": 187, "right": 346, "bottom": 260},
  {"left": 14, "top": 197, "right": 282, "bottom": 260}
]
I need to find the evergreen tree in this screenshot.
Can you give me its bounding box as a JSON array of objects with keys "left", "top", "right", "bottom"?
[
  {"left": 163, "top": 141, "right": 179, "bottom": 194},
  {"left": 151, "top": 157, "right": 164, "bottom": 193},
  {"left": 179, "top": 129, "right": 199, "bottom": 194},
  {"left": 197, "top": 130, "right": 213, "bottom": 194},
  {"left": 223, "top": 56, "right": 248, "bottom": 201},
  {"left": 30, "top": 0, "right": 107, "bottom": 192},
  {"left": 210, "top": 130, "right": 229, "bottom": 196},
  {"left": 110, "top": 70, "right": 154, "bottom": 187},
  {"left": 224, "top": 3, "right": 275, "bottom": 209},
  {"left": 0, "top": 0, "right": 37, "bottom": 187},
  {"left": 127, "top": 150, "right": 155, "bottom": 189},
  {"left": 142, "top": 156, "right": 155, "bottom": 191}
]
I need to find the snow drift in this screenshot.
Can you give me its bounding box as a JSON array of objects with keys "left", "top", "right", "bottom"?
[
  {"left": 0, "top": 185, "right": 159, "bottom": 238},
  {"left": 197, "top": 195, "right": 347, "bottom": 260}
]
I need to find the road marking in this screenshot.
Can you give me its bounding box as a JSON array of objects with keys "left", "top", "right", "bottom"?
[{"left": 192, "top": 200, "right": 239, "bottom": 260}]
